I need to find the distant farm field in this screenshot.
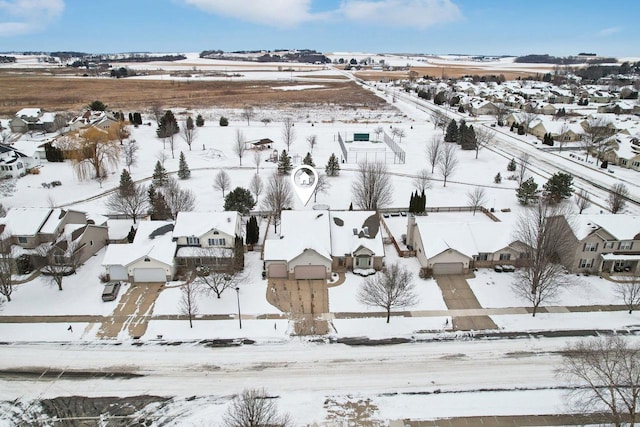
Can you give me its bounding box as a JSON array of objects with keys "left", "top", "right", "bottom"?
[
  {"left": 355, "top": 65, "right": 551, "bottom": 82},
  {"left": 0, "top": 73, "right": 388, "bottom": 115}
]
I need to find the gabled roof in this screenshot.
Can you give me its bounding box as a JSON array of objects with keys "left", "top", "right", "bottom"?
[
  {"left": 263, "top": 210, "right": 331, "bottom": 262},
  {"left": 330, "top": 211, "right": 384, "bottom": 256},
  {"left": 568, "top": 214, "right": 640, "bottom": 241},
  {"left": 173, "top": 211, "right": 240, "bottom": 238},
  {"left": 0, "top": 207, "right": 52, "bottom": 236},
  {"left": 16, "top": 108, "right": 41, "bottom": 119},
  {"left": 103, "top": 220, "right": 176, "bottom": 267}
]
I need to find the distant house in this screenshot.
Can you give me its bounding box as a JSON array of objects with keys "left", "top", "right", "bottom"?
[
  {"left": 0, "top": 143, "right": 33, "bottom": 178},
  {"left": 172, "top": 211, "right": 243, "bottom": 274},
  {"left": 10, "top": 108, "right": 58, "bottom": 133},
  {"left": 528, "top": 119, "right": 584, "bottom": 142},
  {"left": 102, "top": 221, "right": 176, "bottom": 283},
  {"left": 613, "top": 135, "right": 640, "bottom": 171}
]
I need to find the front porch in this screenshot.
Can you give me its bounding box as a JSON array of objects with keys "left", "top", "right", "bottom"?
[{"left": 600, "top": 253, "right": 640, "bottom": 275}]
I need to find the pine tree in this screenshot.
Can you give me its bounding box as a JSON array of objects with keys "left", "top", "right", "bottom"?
[
  {"left": 152, "top": 161, "right": 169, "bottom": 187},
  {"left": 148, "top": 185, "right": 171, "bottom": 220},
  {"left": 277, "top": 150, "right": 292, "bottom": 175},
  {"left": 186, "top": 116, "right": 194, "bottom": 131},
  {"left": 461, "top": 124, "right": 477, "bottom": 150},
  {"left": 325, "top": 153, "right": 341, "bottom": 176},
  {"left": 494, "top": 172, "right": 502, "bottom": 184},
  {"left": 456, "top": 120, "right": 467, "bottom": 144},
  {"left": 156, "top": 110, "right": 179, "bottom": 137},
  {"left": 349, "top": 202, "right": 353, "bottom": 211},
  {"left": 507, "top": 158, "right": 517, "bottom": 172},
  {"left": 543, "top": 172, "right": 573, "bottom": 204},
  {"left": 177, "top": 152, "right": 191, "bottom": 179},
  {"left": 219, "top": 116, "right": 229, "bottom": 127},
  {"left": 128, "top": 112, "right": 134, "bottom": 123},
  {"left": 196, "top": 114, "right": 205, "bottom": 127},
  {"left": 420, "top": 190, "right": 426, "bottom": 213},
  {"left": 444, "top": 119, "right": 458, "bottom": 142},
  {"left": 224, "top": 187, "right": 256, "bottom": 214},
  {"left": 302, "top": 152, "right": 315, "bottom": 167},
  {"left": 133, "top": 112, "right": 142, "bottom": 125},
  {"left": 245, "top": 216, "right": 260, "bottom": 245},
  {"left": 409, "top": 191, "right": 416, "bottom": 213},
  {"left": 516, "top": 177, "right": 540, "bottom": 205},
  {"left": 517, "top": 124, "right": 525, "bottom": 135},
  {"left": 458, "top": 105, "right": 465, "bottom": 113},
  {"left": 118, "top": 169, "right": 135, "bottom": 197}
]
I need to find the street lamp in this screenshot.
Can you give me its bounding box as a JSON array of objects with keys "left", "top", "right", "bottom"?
[{"left": 235, "top": 287, "right": 242, "bottom": 329}]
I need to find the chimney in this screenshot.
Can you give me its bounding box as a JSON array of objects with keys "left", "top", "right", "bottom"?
[{"left": 406, "top": 214, "right": 416, "bottom": 247}]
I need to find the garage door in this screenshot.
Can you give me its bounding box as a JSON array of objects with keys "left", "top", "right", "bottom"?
[
  {"left": 432, "top": 262, "right": 463, "bottom": 275},
  {"left": 133, "top": 268, "right": 166, "bottom": 283},
  {"left": 294, "top": 265, "right": 326, "bottom": 280},
  {"left": 268, "top": 264, "right": 287, "bottom": 279},
  {"left": 108, "top": 265, "right": 128, "bottom": 281}
]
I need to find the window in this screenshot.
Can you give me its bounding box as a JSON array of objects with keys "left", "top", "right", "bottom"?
[
  {"left": 620, "top": 159, "right": 628, "bottom": 166},
  {"left": 18, "top": 236, "right": 28, "bottom": 244},
  {"left": 16, "top": 163, "right": 23, "bottom": 169},
  {"left": 477, "top": 253, "right": 489, "bottom": 261},
  {"left": 499, "top": 253, "right": 511, "bottom": 261},
  {"left": 90, "top": 240, "right": 93, "bottom": 246},
  {"left": 633, "top": 161, "right": 640, "bottom": 168},
  {"left": 579, "top": 258, "right": 594, "bottom": 268},
  {"left": 177, "top": 258, "right": 186, "bottom": 266},
  {"left": 604, "top": 241, "right": 615, "bottom": 249},
  {"left": 208, "top": 238, "right": 226, "bottom": 246},
  {"left": 194, "top": 257, "right": 202, "bottom": 266},
  {"left": 584, "top": 242, "right": 598, "bottom": 252},
  {"left": 186, "top": 236, "right": 200, "bottom": 246},
  {"left": 213, "top": 230, "right": 219, "bottom": 235},
  {"left": 619, "top": 241, "right": 633, "bottom": 250}
]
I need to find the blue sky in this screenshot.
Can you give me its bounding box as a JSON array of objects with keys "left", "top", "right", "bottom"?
[{"left": 1, "top": 0, "right": 639, "bottom": 57}]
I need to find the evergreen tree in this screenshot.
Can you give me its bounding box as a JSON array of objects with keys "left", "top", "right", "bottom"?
[
  {"left": 458, "top": 105, "right": 465, "bottom": 113},
  {"left": 494, "top": 172, "right": 502, "bottom": 184},
  {"left": 195, "top": 114, "right": 205, "bottom": 127},
  {"left": 126, "top": 225, "right": 136, "bottom": 243},
  {"left": 148, "top": 185, "right": 171, "bottom": 220},
  {"left": 245, "top": 216, "right": 260, "bottom": 245},
  {"left": 224, "top": 187, "right": 256, "bottom": 214},
  {"left": 517, "top": 124, "right": 525, "bottom": 135},
  {"left": 118, "top": 169, "right": 135, "bottom": 197},
  {"left": 277, "top": 150, "right": 292, "bottom": 175},
  {"left": 325, "top": 153, "right": 341, "bottom": 176},
  {"left": 152, "top": 161, "right": 169, "bottom": 187},
  {"left": 233, "top": 236, "right": 245, "bottom": 272},
  {"left": 543, "top": 172, "right": 573, "bottom": 204},
  {"left": 44, "top": 142, "right": 64, "bottom": 162},
  {"left": 420, "top": 190, "right": 426, "bottom": 213},
  {"left": 507, "top": 158, "right": 517, "bottom": 172},
  {"left": 461, "top": 124, "right": 477, "bottom": 150},
  {"left": 349, "top": 202, "right": 353, "bottom": 211},
  {"left": 302, "top": 152, "right": 315, "bottom": 167},
  {"left": 186, "top": 116, "right": 194, "bottom": 131},
  {"left": 177, "top": 152, "right": 191, "bottom": 179},
  {"left": 128, "top": 112, "right": 134, "bottom": 123},
  {"left": 133, "top": 112, "right": 142, "bottom": 125},
  {"left": 456, "top": 120, "right": 467, "bottom": 144},
  {"left": 516, "top": 177, "right": 540, "bottom": 205},
  {"left": 88, "top": 100, "right": 107, "bottom": 111},
  {"left": 409, "top": 191, "right": 416, "bottom": 213},
  {"left": 219, "top": 116, "right": 229, "bottom": 126},
  {"left": 434, "top": 91, "right": 446, "bottom": 105},
  {"left": 156, "top": 110, "right": 179, "bottom": 138},
  {"left": 444, "top": 119, "right": 458, "bottom": 142}
]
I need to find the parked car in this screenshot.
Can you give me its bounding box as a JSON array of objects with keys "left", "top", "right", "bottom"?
[
  {"left": 493, "top": 265, "right": 504, "bottom": 273},
  {"left": 102, "top": 282, "right": 122, "bottom": 302},
  {"left": 502, "top": 265, "right": 516, "bottom": 273}
]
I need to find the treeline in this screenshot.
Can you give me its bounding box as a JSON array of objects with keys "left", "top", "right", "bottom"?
[
  {"left": 514, "top": 54, "right": 617, "bottom": 65},
  {"left": 199, "top": 49, "right": 330, "bottom": 64},
  {"left": 575, "top": 61, "right": 640, "bottom": 81},
  {"left": 0, "top": 55, "right": 16, "bottom": 63}
]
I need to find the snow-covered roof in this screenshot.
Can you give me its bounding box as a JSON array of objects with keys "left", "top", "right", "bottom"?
[
  {"left": 330, "top": 211, "right": 384, "bottom": 256},
  {"left": 173, "top": 211, "right": 240, "bottom": 238},
  {"left": 569, "top": 214, "right": 640, "bottom": 241},
  {"left": 16, "top": 108, "right": 41, "bottom": 118},
  {"left": 176, "top": 246, "right": 233, "bottom": 257},
  {"left": 106, "top": 219, "right": 135, "bottom": 241},
  {"left": 39, "top": 208, "right": 66, "bottom": 234},
  {"left": 103, "top": 220, "right": 176, "bottom": 267},
  {"left": 0, "top": 207, "right": 51, "bottom": 236},
  {"left": 263, "top": 210, "right": 331, "bottom": 262}
]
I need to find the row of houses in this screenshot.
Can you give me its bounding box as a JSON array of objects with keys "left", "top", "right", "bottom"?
[{"left": 8, "top": 108, "right": 118, "bottom": 134}]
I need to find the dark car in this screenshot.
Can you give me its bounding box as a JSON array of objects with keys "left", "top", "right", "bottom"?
[{"left": 102, "top": 282, "right": 122, "bottom": 302}]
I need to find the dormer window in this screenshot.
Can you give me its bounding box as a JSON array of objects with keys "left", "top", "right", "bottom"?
[{"left": 186, "top": 236, "right": 200, "bottom": 246}]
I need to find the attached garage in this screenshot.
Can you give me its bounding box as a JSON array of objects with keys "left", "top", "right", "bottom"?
[
  {"left": 294, "top": 265, "right": 326, "bottom": 280},
  {"left": 432, "top": 262, "right": 464, "bottom": 275},
  {"left": 133, "top": 268, "right": 167, "bottom": 283},
  {"left": 108, "top": 265, "right": 128, "bottom": 281},
  {"left": 267, "top": 263, "right": 287, "bottom": 279}
]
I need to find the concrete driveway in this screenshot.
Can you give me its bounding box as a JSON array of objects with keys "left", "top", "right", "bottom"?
[
  {"left": 434, "top": 275, "right": 497, "bottom": 331},
  {"left": 97, "top": 282, "right": 164, "bottom": 339},
  {"left": 267, "top": 278, "right": 330, "bottom": 335}
]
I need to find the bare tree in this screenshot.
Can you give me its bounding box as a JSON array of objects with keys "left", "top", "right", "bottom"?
[
  {"left": 38, "top": 239, "right": 82, "bottom": 291},
  {"left": 151, "top": 103, "right": 164, "bottom": 126},
  {"left": 520, "top": 105, "right": 539, "bottom": 135},
  {"left": 0, "top": 234, "right": 13, "bottom": 302},
  {"left": 164, "top": 120, "right": 179, "bottom": 159},
  {"left": 233, "top": 129, "right": 246, "bottom": 166},
  {"left": 312, "top": 173, "right": 330, "bottom": 203},
  {"left": 557, "top": 122, "right": 570, "bottom": 152},
  {"left": 517, "top": 152, "right": 531, "bottom": 185},
  {"left": 105, "top": 183, "right": 149, "bottom": 224},
  {"left": 282, "top": 117, "right": 295, "bottom": 151},
  {"left": 438, "top": 143, "right": 458, "bottom": 187},
  {"left": 351, "top": 161, "right": 393, "bottom": 210},
  {"left": 69, "top": 127, "right": 120, "bottom": 180},
  {"left": 608, "top": 183, "right": 629, "bottom": 214},
  {"left": 467, "top": 186, "right": 487, "bottom": 215},
  {"left": 223, "top": 388, "right": 292, "bottom": 427},
  {"left": 195, "top": 264, "right": 245, "bottom": 299},
  {"left": 54, "top": 113, "right": 68, "bottom": 135},
  {"left": 474, "top": 126, "right": 495, "bottom": 159},
  {"left": 429, "top": 109, "right": 449, "bottom": 134},
  {"left": 581, "top": 117, "right": 616, "bottom": 165},
  {"left": 426, "top": 135, "right": 443, "bottom": 173},
  {"left": 615, "top": 274, "right": 640, "bottom": 314},
  {"left": 390, "top": 127, "right": 401, "bottom": 141},
  {"left": 395, "top": 128, "right": 406, "bottom": 143},
  {"left": 181, "top": 117, "right": 197, "bottom": 151},
  {"left": 163, "top": 178, "right": 196, "bottom": 220},
  {"left": 511, "top": 202, "right": 577, "bottom": 316},
  {"left": 357, "top": 262, "right": 418, "bottom": 323},
  {"left": 306, "top": 135, "right": 317, "bottom": 152},
  {"left": 213, "top": 170, "right": 231, "bottom": 198},
  {"left": 179, "top": 279, "right": 199, "bottom": 329},
  {"left": 240, "top": 106, "right": 255, "bottom": 126},
  {"left": 249, "top": 173, "right": 263, "bottom": 204},
  {"left": 557, "top": 336, "right": 640, "bottom": 427},
  {"left": 374, "top": 126, "right": 384, "bottom": 141},
  {"left": 574, "top": 189, "right": 591, "bottom": 214},
  {"left": 122, "top": 139, "right": 139, "bottom": 173},
  {"left": 412, "top": 168, "right": 431, "bottom": 194},
  {"left": 251, "top": 150, "right": 263, "bottom": 175},
  {"left": 492, "top": 102, "right": 510, "bottom": 126},
  {"left": 156, "top": 149, "right": 168, "bottom": 167},
  {"left": 262, "top": 173, "right": 293, "bottom": 232}
]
